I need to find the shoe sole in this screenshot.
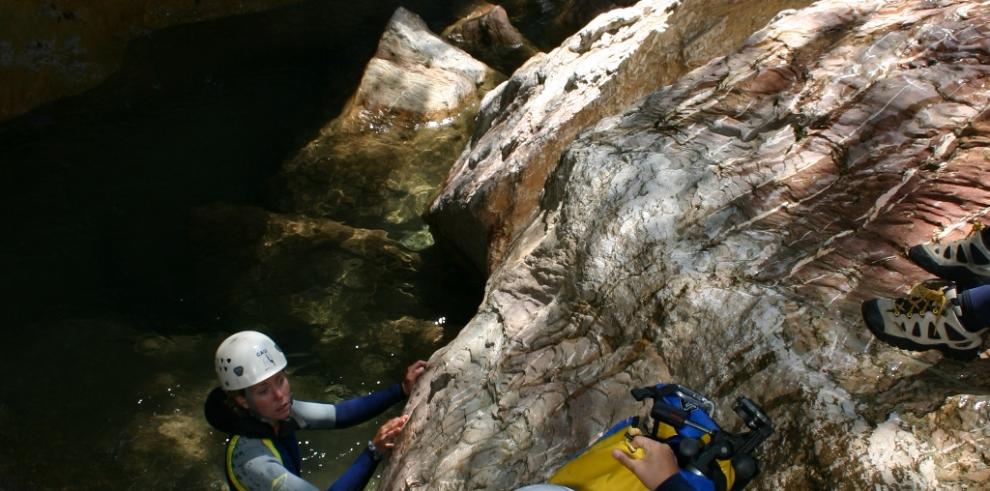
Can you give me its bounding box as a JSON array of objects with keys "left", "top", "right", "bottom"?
[
  {"left": 908, "top": 245, "right": 990, "bottom": 290},
  {"left": 862, "top": 300, "right": 979, "bottom": 361}
]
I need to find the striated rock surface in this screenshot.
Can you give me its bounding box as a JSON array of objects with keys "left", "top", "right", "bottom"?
[
  {"left": 271, "top": 8, "right": 502, "bottom": 243},
  {"left": 386, "top": 0, "right": 990, "bottom": 489},
  {"left": 426, "top": 0, "right": 813, "bottom": 274}
]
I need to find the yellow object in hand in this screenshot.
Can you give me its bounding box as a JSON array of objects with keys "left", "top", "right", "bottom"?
[{"left": 548, "top": 425, "right": 650, "bottom": 491}]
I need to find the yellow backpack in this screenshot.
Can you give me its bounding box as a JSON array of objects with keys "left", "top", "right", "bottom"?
[{"left": 547, "top": 384, "right": 773, "bottom": 491}]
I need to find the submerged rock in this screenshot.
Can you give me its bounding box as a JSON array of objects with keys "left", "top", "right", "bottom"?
[
  {"left": 189, "top": 204, "right": 422, "bottom": 335},
  {"left": 385, "top": 0, "right": 990, "bottom": 489}
]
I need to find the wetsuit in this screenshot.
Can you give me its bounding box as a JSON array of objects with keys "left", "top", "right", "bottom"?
[
  {"left": 204, "top": 383, "right": 405, "bottom": 491},
  {"left": 657, "top": 472, "right": 712, "bottom": 490}
]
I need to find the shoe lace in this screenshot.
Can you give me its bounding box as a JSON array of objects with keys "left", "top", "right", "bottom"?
[
  {"left": 891, "top": 282, "right": 948, "bottom": 318},
  {"left": 967, "top": 220, "right": 984, "bottom": 238},
  {"left": 931, "top": 220, "right": 984, "bottom": 244}
]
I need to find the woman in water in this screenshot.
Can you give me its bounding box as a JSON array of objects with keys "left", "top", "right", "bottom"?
[{"left": 204, "top": 330, "right": 426, "bottom": 491}]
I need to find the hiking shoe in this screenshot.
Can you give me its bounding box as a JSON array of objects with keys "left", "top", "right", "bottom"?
[
  {"left": 862, "top": 280, "right": 984, "bottom": 361},
  {"left": 909, "top": 222, "right": 990, "bottom": 288}
]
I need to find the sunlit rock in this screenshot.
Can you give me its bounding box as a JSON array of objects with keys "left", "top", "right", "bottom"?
[
  {"left": 386, "top": 0, "right": 990, "bottom": 488},
  {"left": 271, "top": 7, "right": 503, "bottom": 241},
  {"left": 338, "top": 7, "right": 502, "bottom": 130},
  {"left": 425, "top": 0, "right": 813, "bottom": 274},
  {"left": 442, "top": 3, "right": 540, "bottom": 75}
]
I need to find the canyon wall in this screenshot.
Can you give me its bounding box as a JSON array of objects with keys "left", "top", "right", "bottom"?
[{"left": 386, "top": 0, "right": 990, "bottom": 488}]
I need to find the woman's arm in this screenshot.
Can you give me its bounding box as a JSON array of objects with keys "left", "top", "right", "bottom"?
[
  {"left": 293, "top": 361, "right": 426, "bottom": 429},
  {"left": 326, "top": 448, "right": 379, "bottom": 491},
  {"left": 327, "top": 414, "right": 408, "bottom": 491},
  {"left": 292, "top": 383, "right": 405, "bottom": 429}
]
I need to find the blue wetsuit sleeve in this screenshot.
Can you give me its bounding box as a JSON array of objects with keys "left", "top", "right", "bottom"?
[
  {"left": 655, "top": 470, "right": 714, "bottom": 491},
  {"left": 333, "top": 383, "right": 405, "bottom": 428},
  {"left": 292, "top": 384, "right": 405, "bottom": 430},
  {"left": 326, "top": 448, "right": 378, "bottom": 491}
]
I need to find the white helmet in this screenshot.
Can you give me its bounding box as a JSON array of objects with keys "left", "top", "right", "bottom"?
[{"left": 215, "top": 331, "right": 288, "bottom": 391}]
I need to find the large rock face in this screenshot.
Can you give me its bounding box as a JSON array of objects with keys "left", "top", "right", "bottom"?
[
  {"left": 1, "top": 0, "right": 618, "bottom": 126},
  {"left": 385, "top": 0, "right": 990, "bottom": 489},
  {"left": 425, "top": 0, "right": 814, "bottom": 274}
]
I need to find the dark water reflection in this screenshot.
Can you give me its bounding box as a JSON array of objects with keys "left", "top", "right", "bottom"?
[{"left": 0, "top": 2, "right": 482, "bottom": 489}]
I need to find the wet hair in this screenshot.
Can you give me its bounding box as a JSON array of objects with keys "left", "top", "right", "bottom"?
[{"left": 224, "top": 389, "right": 250, "bottom": 413}]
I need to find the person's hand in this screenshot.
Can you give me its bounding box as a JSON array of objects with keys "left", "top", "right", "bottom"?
[
  {"left": 372, "top": 415, "right": 409, "bottom": 453},
  {"left": 401, "top": 360, "right": 427, "bottom": 396},
  {"left": 611, "top": 436, "right": 679, "bottom": 490}
]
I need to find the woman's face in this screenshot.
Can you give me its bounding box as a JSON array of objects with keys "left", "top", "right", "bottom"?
[{"left": 239, "top": 370, "right": 292, "bottom": 422}]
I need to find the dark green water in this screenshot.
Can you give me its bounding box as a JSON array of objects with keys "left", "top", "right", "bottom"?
[{"left": 0, "top": 2, "right": 481, "bottom": 489}]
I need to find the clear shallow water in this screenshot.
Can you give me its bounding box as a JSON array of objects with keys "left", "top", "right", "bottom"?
[{"left": 0, "top": 3, "right": 481, "bottom": 489}]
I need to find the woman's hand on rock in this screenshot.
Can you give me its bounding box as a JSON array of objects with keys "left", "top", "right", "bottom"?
[
  {"left": 402, "top": 360, "right": 427, "bottom": 396},
  {"left": 372, "top": 414, "right": 409, "bottom": 452}
]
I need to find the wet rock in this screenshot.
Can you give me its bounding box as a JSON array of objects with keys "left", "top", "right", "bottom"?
[
  {"left": 425, "top": 0, "right": 813, "bottom": 275},
  {"left": 271, "top": 7, "right": 503, "bottom": 240},
  {"left": 270, "top": 115, "right": 478, "bottom": 243},
  {"left": 386, "top": 0, "right": 990, "bottom": 489},
  {"left": 153, "top": 414, "right": 210, "bottom": 460},
  {"left": 442, "top": 3, "right": 540, "bottom": 75}
]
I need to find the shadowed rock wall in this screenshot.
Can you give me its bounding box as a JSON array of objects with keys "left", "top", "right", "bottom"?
[
  {"left": 0, "top": 0, "right": 488, "bottom": 124},
  {"left": 385, "top": 0, "right": 990, "bottom": 489},
  {"left": 0, "top": 0, "right": 305, "bottom": 123}
]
